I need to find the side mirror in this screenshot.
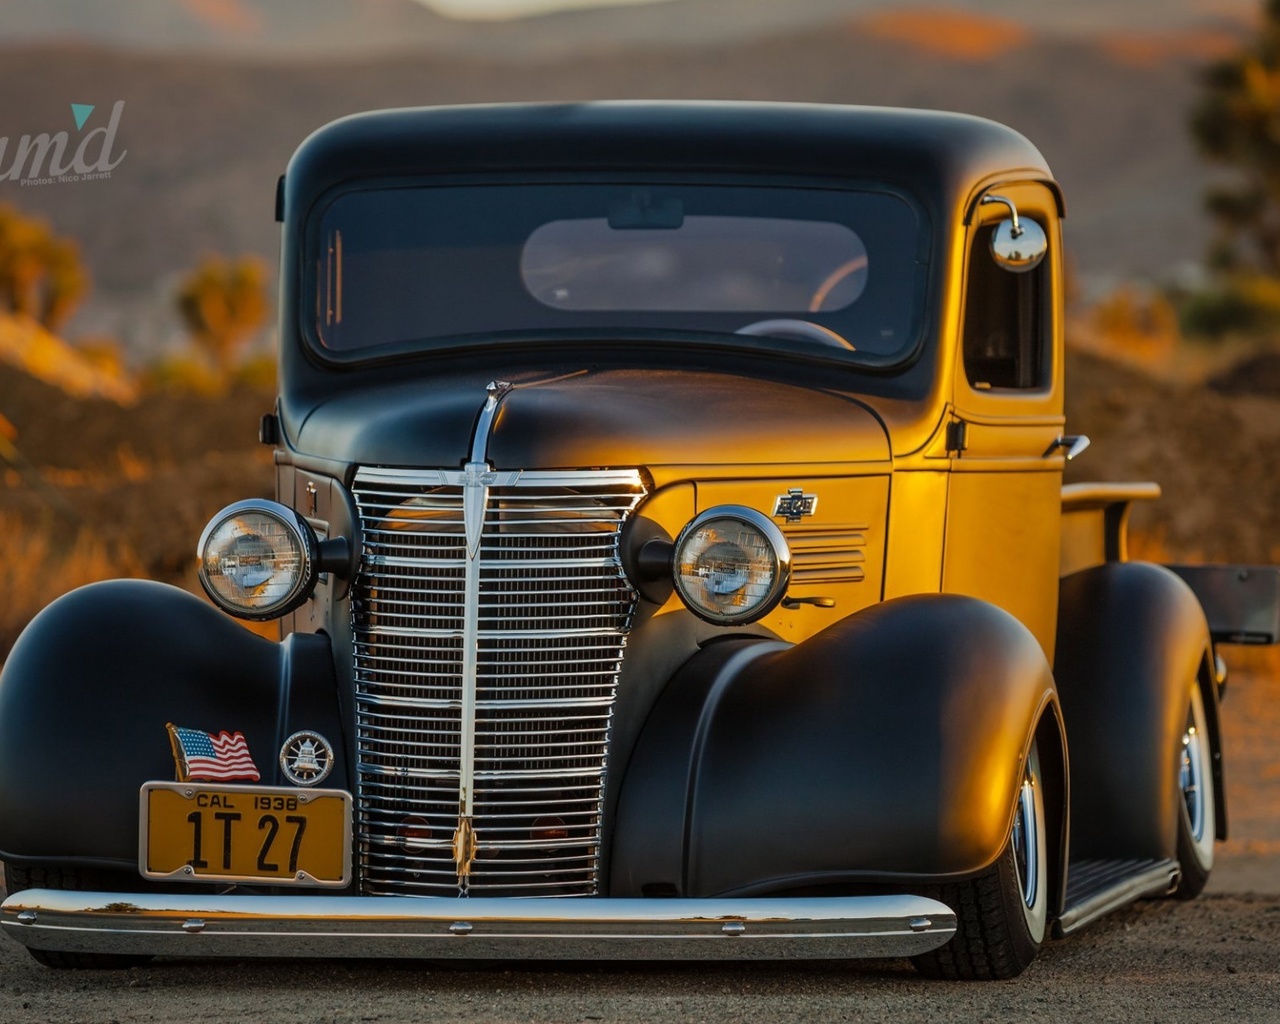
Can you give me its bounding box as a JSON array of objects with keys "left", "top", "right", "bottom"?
[{"left": 981, "top": 194, "right": 1047, "bottom": 273}]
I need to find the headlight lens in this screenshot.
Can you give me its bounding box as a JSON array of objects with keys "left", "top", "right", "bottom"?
[
  {"left": 197, "top": 500, "right": 317, "bottom": 620},
  {"left": 673, "top": 506, "right": 791, "bottom": 625}
]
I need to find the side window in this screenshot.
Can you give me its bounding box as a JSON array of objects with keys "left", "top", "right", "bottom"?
[{"left": 962, "top": 224, "right": 1046, "bottom": 390}]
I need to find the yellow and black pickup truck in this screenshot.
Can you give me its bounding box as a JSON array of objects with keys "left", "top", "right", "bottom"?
[{"left": 3, "top": 101, "right": 1275, "bottom": 980}]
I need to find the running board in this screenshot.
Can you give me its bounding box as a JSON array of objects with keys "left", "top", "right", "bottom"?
[{"left": 1055, "top": 858, "right": 1181, "bottom": 937}]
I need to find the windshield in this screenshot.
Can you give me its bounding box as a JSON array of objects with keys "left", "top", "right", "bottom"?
[{"left": 309, "top": 183, "right": 924, "bottom": 358}]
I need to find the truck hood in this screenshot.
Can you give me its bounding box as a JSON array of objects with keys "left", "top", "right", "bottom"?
[{"left": 292, "top": 368, "right": 890, "bottom": 470}]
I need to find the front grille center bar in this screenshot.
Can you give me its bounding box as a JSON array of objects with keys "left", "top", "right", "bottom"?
[{"left": 454, "top": 382, "right": 517, "bottom": 882}]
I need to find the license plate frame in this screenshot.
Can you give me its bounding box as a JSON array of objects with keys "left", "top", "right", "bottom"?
[{"left": 139, "top": 782, "right": 352, "bottom": 887}]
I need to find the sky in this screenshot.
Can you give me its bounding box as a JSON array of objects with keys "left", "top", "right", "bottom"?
[{"left": 418, "top": 0, "right": 668, "bottom": 19}]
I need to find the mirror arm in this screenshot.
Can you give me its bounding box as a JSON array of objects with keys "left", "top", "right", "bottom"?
[{"left": 981, "top": 193, "right": 1022, "bottom": 237}]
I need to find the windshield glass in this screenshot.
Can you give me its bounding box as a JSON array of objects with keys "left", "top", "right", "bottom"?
[{"left": 309, "top": 183, "right": 923, "bottom": 358}]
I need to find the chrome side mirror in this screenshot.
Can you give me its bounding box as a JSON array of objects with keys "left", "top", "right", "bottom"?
[{"left": 981, "top": 194, "right": 1047, "bottom": 273}]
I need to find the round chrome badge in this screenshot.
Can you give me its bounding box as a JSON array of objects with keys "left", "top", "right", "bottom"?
[{"left": 279, "top": 731, "right": 334, "bottom": 786}]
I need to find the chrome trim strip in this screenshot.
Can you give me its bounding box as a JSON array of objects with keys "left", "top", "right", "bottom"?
[
  {"left": 360, "top": 625, "right": 633, "bottom": 641},
  {"left": 355, "top": 466, "right": 643, "bottom": 488},
  {"left": 1, "top": 892, "right": 956, "bottom": 961},
  {"left": 470, "top": 380, "right": 514, "bottom": 465},
  {"left": 459, "top": 467, "right": 483, "bottom": 826}
]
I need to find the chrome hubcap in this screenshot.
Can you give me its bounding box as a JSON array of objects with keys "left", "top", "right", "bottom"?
[
  {"left": 1011, "top": 773, "right": 1039, "bottom": 909},
  {"left": 1181, "top": 721, "right": 1207, "bottom": 844}
]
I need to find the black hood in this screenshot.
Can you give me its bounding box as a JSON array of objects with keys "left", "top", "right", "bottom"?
[{"left": 291, "top": 367, "right": 889, "bottom": 470}]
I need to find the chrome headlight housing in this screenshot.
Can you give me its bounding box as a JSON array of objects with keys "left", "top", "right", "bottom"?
[
  {"left": 197, "top": 499, "right": 318, "bottom": 620},
  {"left": 672, "top": 505, "right": 791, "bottom": 625}
]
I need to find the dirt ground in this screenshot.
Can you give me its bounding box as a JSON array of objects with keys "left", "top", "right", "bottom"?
[
  {"left": 1063, "top": 349, "right": 1280, "bottom": 564},
  {"left": 1206, "top": 660, "right": 1280, "bottom": 892}
]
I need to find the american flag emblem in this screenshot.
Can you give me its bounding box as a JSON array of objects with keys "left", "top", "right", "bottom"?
[{"left": 166, "top": 723, "right": 261, "bottom": 782}]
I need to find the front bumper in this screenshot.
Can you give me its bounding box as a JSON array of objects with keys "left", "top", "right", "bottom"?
[{"left": 1, "top": 891, "right": 955, "bottom": 961}]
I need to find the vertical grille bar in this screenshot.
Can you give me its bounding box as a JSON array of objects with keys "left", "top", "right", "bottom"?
[{"left": 352, "top": 467, "right": 645, "bottom": 897}]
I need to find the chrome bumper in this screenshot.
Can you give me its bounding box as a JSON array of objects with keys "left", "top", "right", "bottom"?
[{"left": 1, "top": 891, "right": 955, "bottom": 961}]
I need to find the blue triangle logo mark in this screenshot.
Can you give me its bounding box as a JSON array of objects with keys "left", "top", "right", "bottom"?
[{"left": 70, "top": 104, "right": 95, "bottom": 131}]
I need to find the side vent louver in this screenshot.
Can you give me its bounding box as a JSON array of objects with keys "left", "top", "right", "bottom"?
[{"left": 785, "top": 524, "right": 868, "bottom": 585}]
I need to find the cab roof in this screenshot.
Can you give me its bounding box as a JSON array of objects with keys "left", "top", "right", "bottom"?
[{"left": 281, "top": 101, "right": 1061, "bottom": 222}]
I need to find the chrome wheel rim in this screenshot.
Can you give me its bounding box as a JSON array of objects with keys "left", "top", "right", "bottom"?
[
  {"left": 1179, "top": 684, "right": 1215, "bottom": 871},
  {"left": 1010, "top": 741, "right": 1047, "bottom": 942},
  {"left": 1180, "top": 718, "right": 1207, "bottom": 845},
  {"left": 1012, "top": 772, "right": 1039, "bottom": 909}
]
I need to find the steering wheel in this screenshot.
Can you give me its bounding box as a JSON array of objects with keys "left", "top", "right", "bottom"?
[
  {"left": 735, "top": 319, "right": 856, "bottom": 350},
  {"left": 808, "top": 255, "right": 869, "bottom": 313}
]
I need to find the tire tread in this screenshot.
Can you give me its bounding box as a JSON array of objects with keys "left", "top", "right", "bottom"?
[{"left": 911, "top": 844, "right": 1040, "bottom": 981}]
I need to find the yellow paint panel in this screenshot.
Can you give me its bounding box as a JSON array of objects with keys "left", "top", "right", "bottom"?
[
  {"left": 961, "top": 419, "right": 1063, "bottom": 459},
  {"left": 883, "top": 470, "right": 948, "bottom": 599},
  {"left": 943, "top": 470, "right": 1061, "bottom": 659},
  {"left": 1060, "top": 507, "right": 1107, "bottom": 577}
]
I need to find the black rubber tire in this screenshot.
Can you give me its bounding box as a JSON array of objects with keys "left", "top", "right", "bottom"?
[
  {"left": 3, "top": 864, "right": 155, "bottom": 969},
  {"left": 910, "top": 842, "right": 1043, "bottom": 980},
  {"left": 1172, "top": 682, "right": 1216, "bottom": 900},
  {"left": 911, "top": 742, "right": 1047, "bottom": 981}
]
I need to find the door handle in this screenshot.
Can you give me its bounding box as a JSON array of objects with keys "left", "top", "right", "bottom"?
[{"left": 1045, "top": 434, "right": 1090, "bottom": 461}]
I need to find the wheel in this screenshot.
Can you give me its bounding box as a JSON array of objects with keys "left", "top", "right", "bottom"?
[
  {"left": 1172, "top": 682, "right": 1215, "bottom": 899},
  {"left": 913, "top": 741, "right": 1048, "bottom": 980},
  {"left": 3, "top": 864, "right": 154, "bottom": 969}
]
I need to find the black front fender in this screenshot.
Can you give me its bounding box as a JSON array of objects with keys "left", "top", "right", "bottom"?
[
  {"left": 0, "top": 580, "right": 343, "bottom": 869},
  {"left": 610, "top": 594, "right": 1061, "bottom": 898}
]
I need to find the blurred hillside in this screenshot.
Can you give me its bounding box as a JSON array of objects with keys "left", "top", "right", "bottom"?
[
  {"left": 0, "top": 0, "right": 1258, "bottom": 57},
  {"left": 0, "top": 4, "right": 1257, "bottom": 359}
]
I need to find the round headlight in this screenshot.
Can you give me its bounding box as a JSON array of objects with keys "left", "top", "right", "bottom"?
[
  {"left": 197, "top": 500, "right": 318, "bottom": 620},
  {"left": 672, "top": 506, "right": 791, "bottom": 625}
]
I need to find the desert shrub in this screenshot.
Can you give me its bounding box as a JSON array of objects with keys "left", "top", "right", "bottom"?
[
  {"left": 1091, "top": 285, "right": 1181, "bottom": 363},
  {"left": 231, "top": 351, "right": 277, "bottom": 391},
  {"left": 0, "top": 514, "right": 142, "bottom": 662},
  {"left": 1180, "top": 274, "right": 1280, "bottom": 337},
  {"left": 0, "top": 205, "right": 89, "bottom": 333},
  {"left": 176, "top": 255, "right": 271, "bottom": 371},
  {"left": 75, "top": 334, "right": 128, "bottom": 377},
  {"left": 138, "top": 350, "right": 228, "bottom": 396}
]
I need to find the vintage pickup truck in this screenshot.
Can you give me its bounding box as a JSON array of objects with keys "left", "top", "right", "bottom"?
[{"left": 1, "top": 102, "right": 1274, "bottom": 980}]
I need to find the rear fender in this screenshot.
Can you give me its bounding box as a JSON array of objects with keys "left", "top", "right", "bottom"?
[
  {"left": 1055, "top": 561, "right": 1217, "bottom": 859},
  {"left": 610, "top": 594, "right": 1062, "bottom": 898},
  {"left": 0, "top": 580, "right": 344, "bottom": 869}
]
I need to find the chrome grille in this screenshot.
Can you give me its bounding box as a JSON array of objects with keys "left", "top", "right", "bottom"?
[{"left": 352, "top": 467, "right": 646, "bottom": 897}]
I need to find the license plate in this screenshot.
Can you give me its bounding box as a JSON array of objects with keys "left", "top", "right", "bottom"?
[{"left": 140, "top": 782, "right": 351, "bottom": 887}]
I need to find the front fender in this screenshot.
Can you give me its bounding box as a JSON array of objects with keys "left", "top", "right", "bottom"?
[
  {"left": 610, "top": 594, "right": 1060, "bottom": 898},
  {"left": 0, "top": 580, "right": 343, "bottom": 869}
]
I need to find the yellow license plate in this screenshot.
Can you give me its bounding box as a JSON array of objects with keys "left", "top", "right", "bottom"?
[{"left": 140, "top": 782, "right": 351, "bottom": 887}]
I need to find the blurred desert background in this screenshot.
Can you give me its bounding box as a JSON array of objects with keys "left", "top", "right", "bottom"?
[{"left": 0, "top": 0, "right": 1278, "bottom": 882}]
